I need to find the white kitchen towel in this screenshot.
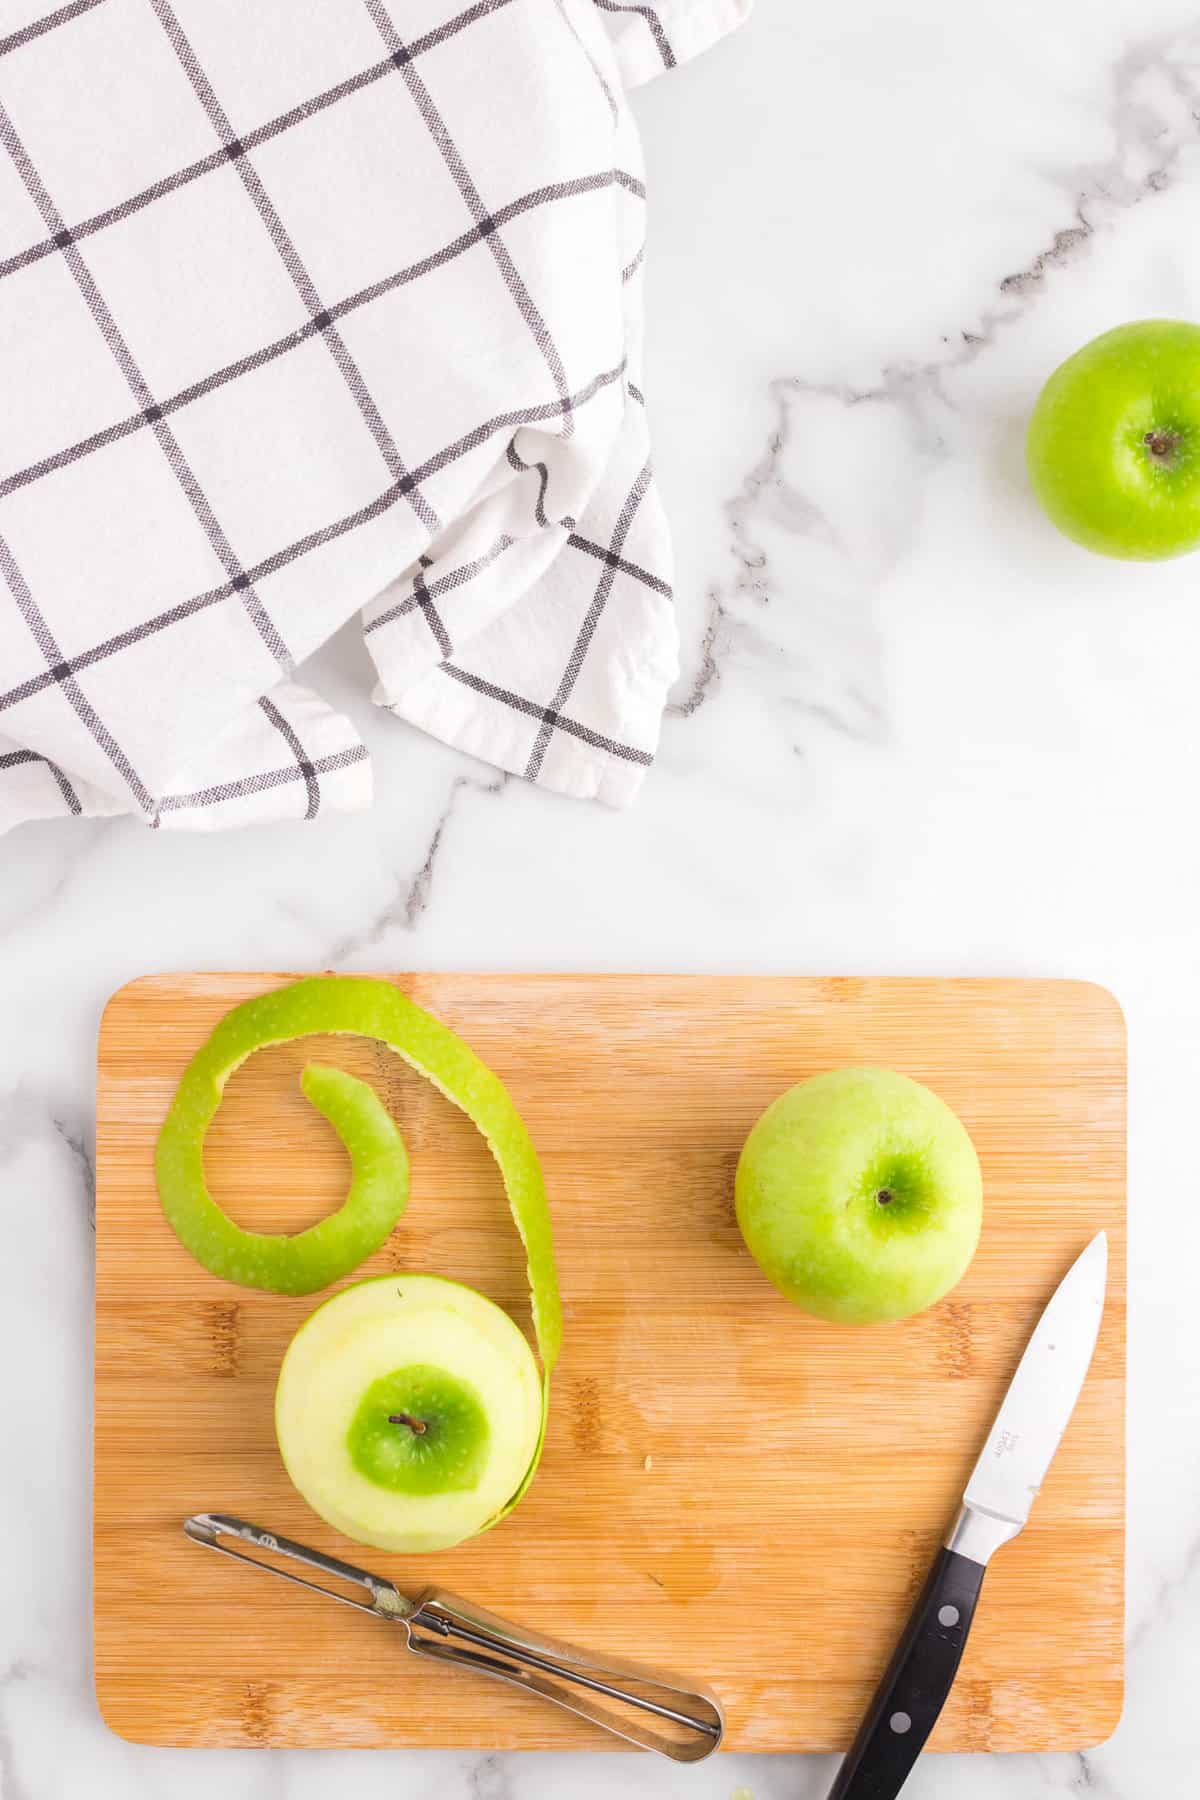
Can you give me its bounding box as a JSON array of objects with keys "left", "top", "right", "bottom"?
[{"left": 0, "top": 0, "right": 750, "bottom": 835}]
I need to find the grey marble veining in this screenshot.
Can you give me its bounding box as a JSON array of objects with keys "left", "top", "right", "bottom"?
[{"left": 3, "top": 1, "right": 1200, "bottom": 1794}]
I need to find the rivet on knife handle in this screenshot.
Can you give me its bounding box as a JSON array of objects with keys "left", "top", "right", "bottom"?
[{"left": 184, "top": 1513, "right": 723, "bottom": 1761}]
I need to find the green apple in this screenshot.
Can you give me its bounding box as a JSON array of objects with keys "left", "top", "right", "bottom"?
[
  {"left": 1026, "top": 319, "right": 1200, "bottom": 559},
  {"left": 735, "top": 1068, "right": 983, "bottom": 1325},
  {"left": 276, "top": 1274, "right": 543, "bottom": 1552}
]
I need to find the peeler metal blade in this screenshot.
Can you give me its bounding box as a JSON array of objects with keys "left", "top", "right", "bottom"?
[{"left": 184, "top": 1513, "right": 724, "bottom": 1761}]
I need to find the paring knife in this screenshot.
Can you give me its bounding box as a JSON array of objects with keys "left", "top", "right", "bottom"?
[{"left": 827, "top": 1230, "right": 1109, "bottom": 1800}]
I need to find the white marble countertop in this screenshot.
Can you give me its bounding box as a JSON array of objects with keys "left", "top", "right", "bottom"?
[{"left": 4, "top": 1, "right": 1200, "bottom": 1794}]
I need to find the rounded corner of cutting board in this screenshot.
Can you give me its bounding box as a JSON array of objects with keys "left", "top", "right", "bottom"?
[
  {"left": 96, "top": 973, "right": 161, "bottom": 1046},
  {"left": 93, "top": 1672, "right": 167, "bottom": 1750},
  {"left": 1052, "top": 978, "right": 1128, "bottom": 1048},
  {"left": 1081, "top": 1676, "right": 1127, "bottom": 1752}
]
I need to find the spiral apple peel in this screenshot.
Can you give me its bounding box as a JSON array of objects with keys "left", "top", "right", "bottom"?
[{"left": 155, "top": 976, "right": 561, "bottom": 1542}]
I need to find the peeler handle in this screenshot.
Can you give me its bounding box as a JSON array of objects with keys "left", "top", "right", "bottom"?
[{"left": 404, "top": 1588, "right": 724, "bottom": 1761}]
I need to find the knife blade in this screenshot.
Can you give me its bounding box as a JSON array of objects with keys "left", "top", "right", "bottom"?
[{"left": 827, "top": 1231, "right": 1108, "bottom": 1800}]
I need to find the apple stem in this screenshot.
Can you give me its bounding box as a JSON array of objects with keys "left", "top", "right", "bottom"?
[
  {"left": 875, "top": 1188, "right": 894, "bottom": 1206},
  {"left": 388, "top": 1412, "right": 428, "bottom": 1436},
  {"left": 1145, "top": 429, "right": 1180, "bottom": 465}
]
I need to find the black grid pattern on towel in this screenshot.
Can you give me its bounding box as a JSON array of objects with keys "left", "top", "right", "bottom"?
[
  {"left": 0, "top": 742, "right": 82, "bottom": 812},
  {"left": 155, "top": 742, "right": 369, "bottom": 818},
  {"left": 0, "top": 0, "right": 677, "bottom": 823},
  {"left": 594, "top": 0, "right": 676, "bottom": 71}
]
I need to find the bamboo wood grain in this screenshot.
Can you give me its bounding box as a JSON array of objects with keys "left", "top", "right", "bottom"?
[{"left": 94, "top": 974, "right": 1125, "bottom": 1752}]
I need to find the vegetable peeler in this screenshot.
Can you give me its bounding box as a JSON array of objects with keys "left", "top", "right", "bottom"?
[{"left": 184, "top": 1513, "right": 723, "bottom": 1760}]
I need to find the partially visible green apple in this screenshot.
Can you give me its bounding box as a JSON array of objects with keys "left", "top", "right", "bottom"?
[
  {"left": 1027, "top": 319, "right": 1200, "bottom": 559},
  {"left": 276, "top": 1274, "right": 543, "bottom": 1552},
  {"left": 735, "top": 1068, "right": 982, "bottom": 1325}
]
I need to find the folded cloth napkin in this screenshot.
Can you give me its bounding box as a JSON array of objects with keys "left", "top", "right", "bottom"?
[{"left": 0, "top": 0, "right": 749, "bottom": 834}]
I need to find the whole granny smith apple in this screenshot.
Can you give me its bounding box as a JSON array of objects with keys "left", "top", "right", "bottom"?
[
  {"left": 276, "top": 1274, "right": 543, "bottom": 1552},
  {"left": 1026, "top": 319, "right": 1200, "bottom": 559},
  {"left": 735, "top": 1068, "right": 982, "bottom": 1325}
]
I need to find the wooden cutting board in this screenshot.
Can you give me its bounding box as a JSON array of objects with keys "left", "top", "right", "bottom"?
[{"left": 94, "top": 974, "right": 1125, "bottom": 1752}]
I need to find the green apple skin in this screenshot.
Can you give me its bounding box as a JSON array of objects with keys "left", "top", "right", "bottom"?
[
  {"left": 276, "top": 1274, "right": 543, "bottom": 1552},
  {"left": 156, "top": 977, "right": 563, "bottom": 1389},
  {"left": 346, "top": 1365, "right": 490, "bottom": 1495},
  {"left": 1026, "top": 320, "right": 1200, "bottom": 560},
  {"left": 159, "top": 1060, "right": 410, "bottom": 1295},
  {"left": 735, "top": 1068, "right": 983, "bottom": 1325}
]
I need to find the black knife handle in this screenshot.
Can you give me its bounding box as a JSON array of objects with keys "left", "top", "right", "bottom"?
[{"left": 827, "top": 1547, "right": 987, "bottom": 1800}]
